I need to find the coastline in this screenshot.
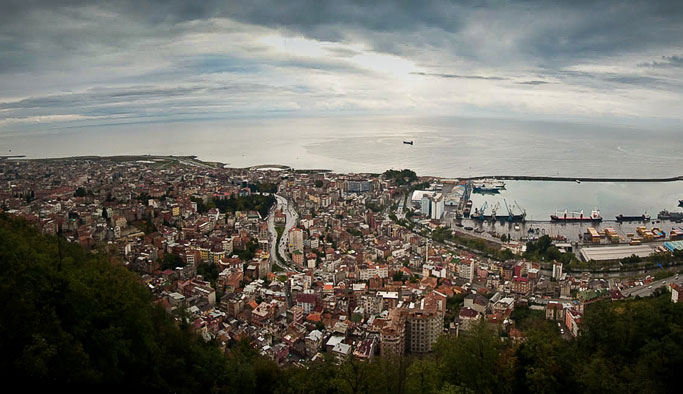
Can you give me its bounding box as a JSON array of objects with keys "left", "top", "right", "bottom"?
[{"left": 7, "top": 154, "right": 683, "bottom": 183}]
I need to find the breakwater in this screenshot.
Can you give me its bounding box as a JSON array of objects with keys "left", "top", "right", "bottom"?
[{"left": 462, "top": 175, "right": 683, "bottom": 183}]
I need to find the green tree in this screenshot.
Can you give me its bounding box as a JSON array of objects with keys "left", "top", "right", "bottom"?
[
  {"left": 161, "top": 253, "right": 185, "bottom": 270},
  {"left": 196, "top": 262, "right": 219, "bottom": 282}
]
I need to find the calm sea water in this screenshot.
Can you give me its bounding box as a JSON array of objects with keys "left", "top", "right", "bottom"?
[
  {"left": 467, "top": 181, "right": 683, "bottom": 221},
  {"left": 2, "top": 115, "right": 682, "bottom": 216},
  {"left": 3, "top": 115, "right": 683, "bottom": 178}
]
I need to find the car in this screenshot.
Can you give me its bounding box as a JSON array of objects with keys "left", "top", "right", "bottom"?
[
  {"left": 560, "top": 329, "right": 564, "bottom": 334},
  {"left": 557, "top": 322, "right": 561, "bottom": 327},
  {"left": 648, "top": 285, "right": 653, "bottom": 289}
]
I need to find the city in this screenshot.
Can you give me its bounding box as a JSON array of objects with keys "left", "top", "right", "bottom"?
[{"left": 2, "top": 155, "right": 682, "bottom": 370}]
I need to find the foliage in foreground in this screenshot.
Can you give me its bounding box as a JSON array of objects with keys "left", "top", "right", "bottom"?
[{"left": 2, "top": 214, "right": 683, "bottom": 393}]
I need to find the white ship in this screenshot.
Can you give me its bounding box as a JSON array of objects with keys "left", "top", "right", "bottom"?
[{"left": 471, "top": 178, "right": 506, "bottom": 193}]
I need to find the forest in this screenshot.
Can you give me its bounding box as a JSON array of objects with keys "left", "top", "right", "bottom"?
[{"left": 1, "top": 214, "right": 682, "bottom": 394}]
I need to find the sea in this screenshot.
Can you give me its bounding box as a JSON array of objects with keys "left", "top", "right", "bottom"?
[{"left": 1, "top": 115, "right": 682, "bottom": 225}]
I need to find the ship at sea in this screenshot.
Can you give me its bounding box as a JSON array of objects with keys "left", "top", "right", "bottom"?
[
  {"left": 403, "top": 140, "right": 413, "bottom": 145},
  {"left": 616, "top": 213, "right": 651, "bottom": 222},
  {"left": 551, "top": 209, "right": 602, "bottom": 222},
  {"left": 471, "top": 178, "right": 505, "bottom": 193}
]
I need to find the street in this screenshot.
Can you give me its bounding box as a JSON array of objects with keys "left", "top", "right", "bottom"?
[
  {"left": 621, "top": 275, "right": 682, "bottom": 297},
  {"left": 267, "top": 194, "right": 300, "bottom": 272}
]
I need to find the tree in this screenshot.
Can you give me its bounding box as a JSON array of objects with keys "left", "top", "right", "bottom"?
[
  {"left": 314, "top": 179, "right": 324, "bottom": 188},
  {"left": 392, "top": 271, "right": 406, "bottom": 282},
  {"left": 74, "top": 187, "right": 87, "bottom": 197},
  {"left": 196, "top": 262, "right": 219, "bottom": 282},
  {"left": 434, "top": 322, "right": 510, "bottom": 393},
  {"left": 161, "top": 253, "right": 185, "bottom": 270}
]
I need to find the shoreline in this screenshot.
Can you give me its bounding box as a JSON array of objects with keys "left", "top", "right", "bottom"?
[{"left": 6, "top": 154, "right": 683, "bottom": 182}]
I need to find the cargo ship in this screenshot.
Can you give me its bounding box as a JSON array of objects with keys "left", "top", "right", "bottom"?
[
  {"left": 471, "top": 213, "right": 526, "bottom": 222},
  {"left": 403, "top": 140, "right": 413, "bottom": 145},
  {"left": 471, "top": 178, "right": 505, "bottom": 193},
  {"left": 551, "top": 209, "right": 602, "bottom": 222},
  {"left": 616, "top": 213, "right": 651, "bottom": 222},
  {"left": 658, "top": 210, "right": 683, "bottom": 221}
]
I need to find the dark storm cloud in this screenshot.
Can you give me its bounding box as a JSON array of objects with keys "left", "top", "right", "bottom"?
[
  {"left": 1, "top": 0, "right": 683, "bottom": 125},
  {"left": 410, "top": 72, "right": 507, "bottom": 81},
  {"left": 4, "top": 1, "right": 683, "bottom": 66}
]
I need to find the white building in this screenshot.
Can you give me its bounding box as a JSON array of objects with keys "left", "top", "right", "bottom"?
[
  {"left": 289, "top": 227, "right": 304, "bottom": 253},
  {"left": 420, "top": 194, "right": 431, "bottom": 216},
  {"left": 552, "top": 262, "right": 563, "bottom": 280},
  {"left": 458, "top": 260, "right": 476, "bottom": 282},
  {"left": 430, "top": 193, "right": 444, "bottom": 220}
]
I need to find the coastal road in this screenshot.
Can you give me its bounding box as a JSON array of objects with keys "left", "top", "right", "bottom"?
[{"left": 621, "top": 275, "right": 682, "bottom": 298}]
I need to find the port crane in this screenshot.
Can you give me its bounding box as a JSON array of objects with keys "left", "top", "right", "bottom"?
[
  {"left": 514, "top": 200, "right": 527, "bottom": 218},
  {"left": 504, "top": 199, "right": 511, "bottom": 222},
  {"left": 474, "top": 201, "right": 488, "bottom": 220},
  {"left": 504, "top": 199, "right": 514, "bottom": 222},
  {"left": 490, "top": 202, "right": 501, "bottom": 220}
]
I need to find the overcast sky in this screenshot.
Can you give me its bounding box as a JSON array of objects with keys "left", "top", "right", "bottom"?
[{"left": 1, "top": 0, "right": 683, "bottom": 134}]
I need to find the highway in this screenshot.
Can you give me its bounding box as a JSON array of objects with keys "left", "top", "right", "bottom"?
[
  {"left": 267, "top": 194, "right": 300, "bottom": 272},
  {"left": 621, "top": 275, "right": 682, "bottom": 298}
]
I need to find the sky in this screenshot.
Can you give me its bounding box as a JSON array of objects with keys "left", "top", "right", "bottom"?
[{"left": 1, "top": 0, "right": 683, "bottom": 136}]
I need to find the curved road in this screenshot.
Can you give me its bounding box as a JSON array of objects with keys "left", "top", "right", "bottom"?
[{"left": 267, "top": 194, "right": 300, "bottom": 272}]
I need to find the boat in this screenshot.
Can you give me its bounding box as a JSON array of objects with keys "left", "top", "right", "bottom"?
[
  {"left": 550, "top": 209, "right": 602, "bottom": 222},
  {"left": 471, "top": 213, "right": 526, "bottom": 222},
  {"left": 658, "top": 210, "right": 683, "bottom": 221},
  {"left": 616, "top": 213, "right": 651, "bottom": 222},
  {"left": 403, "top": 140, "right": 413, "bottom": 145},
  {"left": 679, "top": 199, "right": 683, "bottom": 207},
  {"left": 576, "top": 179, "right": 581, "bottom": 184},
  {"left": 471, "top": 178, "right": 506, "bottom": 193}
]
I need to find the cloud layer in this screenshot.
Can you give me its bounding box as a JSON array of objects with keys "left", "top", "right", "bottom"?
[{"left": 1, "top": 0, "right": 683, "bottom": 133}]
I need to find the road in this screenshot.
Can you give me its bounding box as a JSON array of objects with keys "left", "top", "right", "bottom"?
[
  {"left": 396, "top": 193, "right": 406, "bottom": 219},
  {"left": 267, "top": 194, "right": 300, "bottom": 272},
  {"left": 621, "top": 275, "right": 682, "bottom": 298}
]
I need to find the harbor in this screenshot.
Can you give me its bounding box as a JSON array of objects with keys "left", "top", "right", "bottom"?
[{"left": 440, "top": 178, "right": 683, "bottom": 245}]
